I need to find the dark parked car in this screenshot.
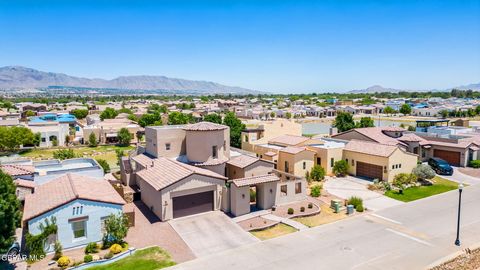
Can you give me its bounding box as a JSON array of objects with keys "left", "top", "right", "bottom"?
[{"left": 428, "top": 158, "right": 453, "bottom": 175}]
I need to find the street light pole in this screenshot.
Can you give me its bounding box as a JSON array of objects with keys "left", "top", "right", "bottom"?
[{"left": 454, "top": 183, "right": 464, "bottom": 246}]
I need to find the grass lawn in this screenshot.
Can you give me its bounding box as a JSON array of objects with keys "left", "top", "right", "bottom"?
[
  {"left": 250, "top": 223, "right": 297, "bottom": 240},
  {"left": 86, "top": 247, "right": 175, "bottom": 270},
  {"left": 385, "top": 176, "right": 460, "bottom": 202},
  {"left": 19, "top": 145, "right": 134, "bottom": 169},
  {"left": 293, "top": 203, "right": 347, "bottom": 227}
]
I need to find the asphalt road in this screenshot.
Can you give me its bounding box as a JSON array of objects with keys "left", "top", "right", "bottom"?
[{"left": 171, "top": 184, "right": 480, "bottom": 270}]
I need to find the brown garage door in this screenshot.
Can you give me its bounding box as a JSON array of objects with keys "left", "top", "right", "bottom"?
[
  {"left": 433, "top": 149, "right": 460, "bottom": 166},
  {"left": 356, "top": 162, "right": 383, "bottom": 181},
  {"left": 173, "top": 191, "right": 214, "bottom": 219}
]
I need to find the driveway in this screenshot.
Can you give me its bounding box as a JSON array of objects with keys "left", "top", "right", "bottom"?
[
  {"left": 324, "top": 176, "right": 403, "bottom": 211},
  {"left": 169, "top": 211, "right": 259, "bottom": 257},
  {"left": 442, "top": 167, "right": 480, "bottom": 186}
]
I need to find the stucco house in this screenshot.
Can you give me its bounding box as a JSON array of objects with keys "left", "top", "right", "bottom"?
[
  {"left": 27, "top": 121, "right": 69, "bottom": 147},
  {"left": 22, "top": 174, "right": 125, "bottom": 252}
]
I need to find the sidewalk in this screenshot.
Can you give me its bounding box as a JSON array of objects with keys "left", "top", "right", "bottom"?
[{"left": 262, "top": 214, "right": 309, "bottom": 231}]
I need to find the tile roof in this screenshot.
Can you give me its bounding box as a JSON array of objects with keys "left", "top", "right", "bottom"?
[
  {"left": 268, "top": 135, "right": 310, "bottom": 146},
  {"left": 182, "top": 121, "right": 228, "bottom": 131},
  {"left": 264, "top": 151, "right": 277, "bottom": 156},
  {"left": 231, "top": 174, "right": 279, "bottom": 187},
  {"left": 14, "top": 179, "right": 36, "bottom": 189},
  {"left": 279, "top": 146, "right": 311, "bottom": 154},
  {"left": 334, "top": 127, "right": 404, "bottom": 146},
  {"left": 132, "top": 153, "right": 157, "bottom": 167},
  {"left": 227, "top": 154, "right": 259, "bottom": 168},
  {"left": 190, "top": 157, "right": 229, "bottom": 166},
  {"left": 23, "top": 173, "right": 125, "bottom": 222},
  {"left": 398, "top": 133, "right": 426, "bottom": 142},
  {"left": 344, "top": 140, "right": 398, "bottom": 157},
  {"left": 0, "top": 164, "right": 35, "bottom": 176},
  {"left": 136, "top": 156, "right": 227, "bottom": 191}
]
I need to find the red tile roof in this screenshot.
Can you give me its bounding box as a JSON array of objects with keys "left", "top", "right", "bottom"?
[
  {"left": 232, "top": 174, "right": 279, "bottom": 187},
  {"left": 279, "top": 146, "right": 313, "bottom": 155},
  {"left": 268, "top": 135, "right": 310, "bottom": 146},
  {"left": 23, "top": 173, "right": 125, "bottom": 222},
  {"left": 0, "top": 164, "right": 34, "bottom": 176},
  {"left": 14, "top": 179, "right": 36, "bottom": 189},
  {"left": 183, "top": 121, "right": 228, "bottom": 131},
  {"left": 344, "top": 140, "right": 398, "bottom": 157},
  {"left": 227, "top": 154, "right": 259, "bottom": 168},
  {"left": 136, "top": 156, "right": 227, "bottom": 191}
]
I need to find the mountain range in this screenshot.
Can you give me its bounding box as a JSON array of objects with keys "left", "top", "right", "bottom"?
[
  {"left": 0, "top": 66, "right": 259, "bottom": 94},
  {"left": 347, "top": 83, "right": 480, "bottom": 94}
]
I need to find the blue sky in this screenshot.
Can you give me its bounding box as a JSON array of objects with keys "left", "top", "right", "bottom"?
[{"left": 0, "top": 0, "right": 479, "bottom": 93}]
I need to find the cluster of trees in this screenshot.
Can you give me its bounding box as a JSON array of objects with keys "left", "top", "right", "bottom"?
[
  {"left": 176, "top": 102, "right": 195, "bottom": 110},
  {"left": 0, "top": 170, "right": 22, "bottom": 253},
  {"left": 0, "top": 126, "right": 39, "bottom": 152},
  {"left": 137, "top": 104, "right": 168, "bottom": 127},
  {"left": 439, "top": 105, "right": 480, "bottom": 118},
  {"left": 332, "top": 112, "right": 375, "bottom": 132}
]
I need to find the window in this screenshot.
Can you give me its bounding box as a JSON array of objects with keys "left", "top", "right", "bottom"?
[
  {"left": 295, "top": 183, "right": 302, "bottom": 194},
  {"left": 41, "top": 137, "right": 46, "bottom": 142},
  {"left": 165, "top": 143, "right": 171, "bottom": 150},
  {"left": 285, "top": 161, "right": 289, "bottom": 173},
  {"left": 392, "top": 165, "right": 395, "bottom": 169},
  {"left": 260, "top": 155, "right": 263, "bottom": 159},
  {"left": 399, "top": 164, "right": 402, "bottom": 168},
  {"left": 351, "top": 159, "right": 355, "bottom": 166},
  {"left": 280, "top": 185, "right": 287, "bottom": 196},
  {"left": 346, "top": 159, "right": 349, "bottom": 165},
  {"left": 223, "top": 140, "right": 226, "bottom": 149},
  {"left": 303, "top": 162, "right": 306, "bottom": 170},
  {"left": 72, "top": 220, "right": 86, "bottom": 239},
  {"left": 274, "top": 163, "right": 277, "bottom": 169},
  {"left": 212, "top": 146, "right": 218, "bottom": 159},
  {"left": 330, "top": 158, "right": 334, "bottom": 167},
  {"left": 316, "top": 157, "right": 321, "bottom": 165}
]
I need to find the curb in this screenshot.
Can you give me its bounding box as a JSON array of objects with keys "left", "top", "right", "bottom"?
[{"left": 425, "top": 242, "right": 480, "bottom": 269}]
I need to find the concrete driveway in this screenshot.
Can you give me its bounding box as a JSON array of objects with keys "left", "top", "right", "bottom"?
[
  {"left": 441, "top": 167, "right": 480, "bottom": 186},
  {"left": 324, "top": 176, "right": 403, "bottom": 211},
  {"left": 169, "top": 211, "right": 259, "bottom": 257}
]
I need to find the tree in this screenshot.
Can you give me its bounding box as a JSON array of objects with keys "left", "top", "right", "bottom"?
[
  {"left": 412, "top": 164, "right": 435, "bottom": 181},
  {"left": 285, "top": 112, "right": 292, "bottom": 119},
  {"left": 88, "top": 132, "right": 98, "bottom": 147},
  {"left": 96, "top": 159, "right": 110, "bottom": 173},
  {"left": 100, "top": 107, "right": 118, "bottom": 121},
  {"left": 25, "top": 110, "right": 36, "bottom": 117},
  {"left": 439, "top": 110, "right": 449, "bottom": 118},
  {"left": 393, "top": 173, "right": 417, "bottom": 190},
  {"left": 0, "top": 126, "right": 37, "bottom": 152},
  {"left": 333, "top": 112, "right": 356, "bottom": 132},
  {"left": 223, "top": 112, "right": 245, "bottom": 148},
  {"left": 203, "top": 113, "right": 222, "bottom": 124},
  {"left": 270, "top": 112, "right": 276, "bottom": 118},
  {"left": 117, "top": 128, "right": 132, "bottom": 146},
  {"left": 399, "top": 104, "right": 412, "bottom": 115},
  {"left": 356, "top": 117, "right": 375, "bottom": 128},
  {"left": 53, "top": 149, "right": 76, "bottom": 160},
  {"left": 138, "top": 113, "right": 161, "bottom": 127},
  {"left": 333, "top": 160, "right": 349, "bottom": 177},
  {"left": 102, "top": 213, "right": 129, "bottom": 247},
  {"left": 0, "top": 170, "right": 21, "bottom": 253},
  {"left": 168, "top": 112, "right": 193, "bottom": 125},
  {"left": 383, "top": 106, "right": 396, "bottom": 115},
  {"left": 70, "top": 109, "right": 89, "bottom": 119},
  {"left": 116, "top": 149, "right": 125, "bottom": 166},
  {"left": 310, "top": 165, "right": 326, "bottom": 181}
]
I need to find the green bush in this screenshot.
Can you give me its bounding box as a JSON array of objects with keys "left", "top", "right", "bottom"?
[
  {"left": 347, "top": 196, "right": 364, "bottom": 212},
  {"left": 103, "top": 252, "right": 114, "bottom": 260},
  {"left": 300, "top": 206, "right": 305, "bottom": 212},
  {"left": 308, "top": 203, "right": 313, "bottom": 209},
  {"left": 287, "top": 208, "right": 294, "bottom": 215},
  {"left": 310, "top": 165, "right": 326, "bottom": 181},
  {"left": 85, "top": 242, "right": 99, "bottom": 254},
  {"left": 333, "top": 160, "right": 349, "bottom": 177},
  {"left": 412, "top": 164, "right": 435, "bottom": 180},
  {"left": 53, "top": 149, "right": 76, "bottom": 160},
  {"left": 96, "top": 159, "right": 110, "bottom": 173},
  {"left": 393, "top": 173, "right": 417, "bottom": 189},
  {"left": 469, "top": 160, "right": 480, "bottom": 168},
  {"left": 310, "top": 184, "right": 322, "bottom": 197},
  {"left": 84, "top": 254, "right": 93, "bottom": 263},
  {"left": 249, "top": 189, "right": 256, "bottom": 202},
  {"left": 52, "top": 241, "right": 63, "bottom": 261}
]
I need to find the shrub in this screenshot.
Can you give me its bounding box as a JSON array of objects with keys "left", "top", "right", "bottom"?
[
  {"left": 347, "top": 196, "right": 364, "bottom": 212},
  {"left": 308, "top": 203, "right": 313, "bottom": 209},
  {"left": 310, "top": 165, "right": 326, "bottom": 181},
  {"left": 249, "top": 189, "right": 256, "bottom": 202},
  {"left": 96, "top": 159, "right": 110, "bottom": 174},
  {"left": 53, "top": 149, "right": 76, "bottom": 160},
  {"left": 470, "top": 160, "right": 480, "bottom": 168},
  {"left": 84, "top": 254, "right": 93, "bottom": 263},
  {"left": 57, "top": 256, "right": 70, "bottom": 268},
  {"left": 85, "top": 242, "right": 99, "bottom": 254},
  {"left": 333, "top": 160, "right": 349, "bottom": 177},
  {"left": 102, "top": 213, "right": 130, "bottom": 248},
  {"left": 393, "top": 173, "right": 417, "bottom": 189},
  {"left": 310, "top": 184, "right": 322, "bottom": 197},
  {"left": 300, "top": 206, "right": 305, "bottom": 212},
  {"left": 117, "top": 128, "right": 132, "bottom": 146},
  {"left": 109, "top": 243, "right": 122, "bottom": 254},
  {"left": 103, "top": 252, "right": 114, "bottom": 259},
  {"left": 52, "top": 241, "right": 63, "bottom": 261},
  {"left": 287, "top": 208, "right": 294, "bottom": 215},
  {"left": 412, "top": 164, "right": 436, "bottom": 180},
  {"left": 88, "top": 132, "right": 98, "bottom": 147}
]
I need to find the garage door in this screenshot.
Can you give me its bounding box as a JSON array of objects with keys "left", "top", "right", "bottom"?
[
  {"left": 433, "top": 149, "right": 460, "bottom": 166},
  {"left": 173, "top": 191, "right": 214, "bottom": 219},
  {"left": 356, "top": 162, "right": 383, "bottom": 181}
]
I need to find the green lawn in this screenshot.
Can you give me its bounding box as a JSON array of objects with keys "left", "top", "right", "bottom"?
[
  {"left": 86, "top": 247, "right": 176, "bottom": 270},
  {"left": 19, "top": 145, "right": 134, "bottom": 169},
  {"left": 385, "top": 176, "right": 460, "bottom": 202}
]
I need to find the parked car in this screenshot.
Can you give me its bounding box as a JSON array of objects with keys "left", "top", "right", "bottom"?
[
  {"left": 428, "top": 158, "right": 453, "bottom": 175},
  {"left": 1, "top": 242, "right": 20, "bottom": 261}
]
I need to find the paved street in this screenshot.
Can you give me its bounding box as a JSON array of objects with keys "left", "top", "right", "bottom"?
[
  {"left": 442, "top": 167, "right": 480, "bottom": 186},
  {"left": 324, "top": 176, "right": 404, "bottom": 211},
  {"left": 171, "top": 184, "right": 480, "bottom": 270},
  {"left": 169, "top": 211, "right": 258, "bottom": 257}
]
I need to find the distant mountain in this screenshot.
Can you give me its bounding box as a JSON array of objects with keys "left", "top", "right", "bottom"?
[
  {"left": 347, "top": 85, "right": 402, "bottom": 94},
  {"left": 0, "top": 66, "right": 260, "bottom": 94},
  {"left": 455, "top": 82, "right": 480, "bottom": 91}
]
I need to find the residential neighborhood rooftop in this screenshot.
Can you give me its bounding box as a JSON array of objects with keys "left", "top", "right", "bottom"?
[
  {"left": 231, "top": 174, "right": 279, "bottom": 187},
  {"left": 182, "top": 121, "right": 228, "bottom": 131}
]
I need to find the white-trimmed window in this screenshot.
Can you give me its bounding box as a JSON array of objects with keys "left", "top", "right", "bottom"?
[{"left": 72, "top": 220, "right": 86, "bottom": 239}]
